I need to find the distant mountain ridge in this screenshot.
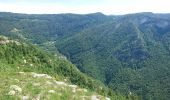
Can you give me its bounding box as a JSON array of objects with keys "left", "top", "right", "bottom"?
[{"left": 0, "top": 12, "right": 170, "bottom": 100}]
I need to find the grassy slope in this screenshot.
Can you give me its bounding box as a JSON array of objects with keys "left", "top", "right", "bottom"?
[{"left": 0, "top": 72, "right": 107, "bottom": 100}]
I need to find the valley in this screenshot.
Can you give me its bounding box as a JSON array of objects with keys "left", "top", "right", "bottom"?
[{"left": 0, "top": 12, "right": 170, "bottom": 100}]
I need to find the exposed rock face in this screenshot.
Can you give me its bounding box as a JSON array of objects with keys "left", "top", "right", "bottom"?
[
  {"left": 22, "top": 96, "right": 29, "bottom": 100},
  {"left": 48, "top": 90, "right": 55, "bottom": 93},
  {"left": 8, "top": 90, "right": 16, "bottom": 95},
  {"left": 0, "top": 36, "right": 20, "bottom": 45},
  {"left": 8, "top": 85, "right": 22, "bottom": 95},
  {"left": 91, "top": 95, "right": 100, "bottom": 100},
  {"left": 0, "top": 40, "right": 10, "bottom": 45},
  {"left": 105, "top": 97, "right": 110, "bottom": 100},
  {"left": 54, "top": 81, "right": 66, "bottom": 85},
  {"left": 31, "top": 72, "right": 52, "bottom": 79}
]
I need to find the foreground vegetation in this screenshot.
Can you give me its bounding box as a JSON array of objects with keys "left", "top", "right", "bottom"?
[{"left": 0, "top": 71, "right": 109, "bottom": 100}]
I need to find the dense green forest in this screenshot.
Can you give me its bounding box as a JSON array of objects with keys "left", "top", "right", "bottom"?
[
  {"left": 0, "top": 36, "right": 138, "bottom": 100},
  {"left": 0, "top": 12, "right": 170, "bottom": 100}
]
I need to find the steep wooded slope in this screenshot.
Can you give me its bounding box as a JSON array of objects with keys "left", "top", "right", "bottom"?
[{"left": 0, "top": 36, "right": 135, "bottom": 100}]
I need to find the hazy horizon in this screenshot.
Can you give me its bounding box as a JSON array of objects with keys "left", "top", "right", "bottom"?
[
  {"left": 1, "top": 11, "right": 170, "bottom": 16},
  {"left": 0, "top": 0, "right": 170, "bottom": 15}
]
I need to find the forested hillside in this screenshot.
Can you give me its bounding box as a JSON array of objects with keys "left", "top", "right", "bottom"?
[
  {"left": 0, "top": 12, "right": 170, "bottom": 100},
  {"left": 0, "top": 36, "right": 137, "bottom": 100},
  {"left": 55, "top": 13, "right": 170, "bottom": 100}
]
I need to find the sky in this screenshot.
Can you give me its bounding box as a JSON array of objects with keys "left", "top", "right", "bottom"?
[{"left": 0, "top": 0, "right": 170, "bottom": 15}]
